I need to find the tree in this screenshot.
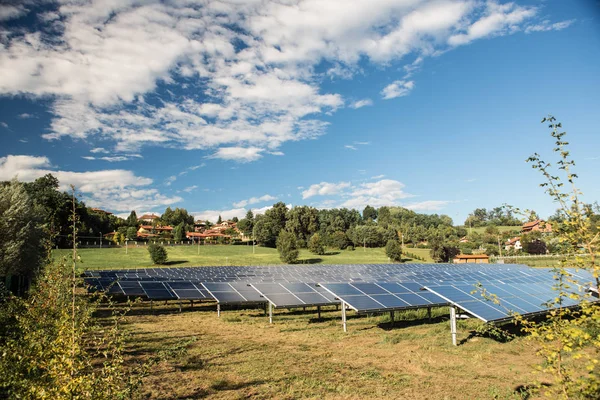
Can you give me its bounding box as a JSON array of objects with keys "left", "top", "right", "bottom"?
[
  {"left": 217, "top": 215, "right": 222, "bottom": 224},
  {"left": 126, "top": 226, "right": 138, "bottom": 240},
  {"left": 232, "top": 216, "right": 239, "bottom": 223},
  {"left": 385, "top": 239, "right": 402, "bottom": 262},
  {"left": 126, "top": 210, "right": 138, "bottom": 227},
  {"left": 147, "top": 243, "right": 168, "bottom": 264},
  {"left": 363, "top": 205, "right": 377, "bottom": 221},
  {"left": 173, "top": 222, "right": 184, "bottom": 242},
  {"left": 276, "top": 230, "right": 298, "bottom": 263},
  {"left": 254, "top": 202, "right": 288, "bottom": 247},
  {"left": 308, "top": 233, "right": 325, "bottom": 255},
  {"left": 429, "top": 234, "right": 459, "bottom": 262},
  {"left": 285, "top": 206, "right": 319, "bottom": 245},
  {"left": 0, "top": 179, "right": 45, "bottom": 286}
]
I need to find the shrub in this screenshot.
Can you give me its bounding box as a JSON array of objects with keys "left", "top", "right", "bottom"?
[
  {"left": 148, "top": 243, "right": 168, "bottom": 264},
  {"left": 330, "top": 231, "right": 350, "bottom": 250},
  {"left": 385, "top": 239, "right": 403, "bottom": 262},
  {"left": 276, "top": 230, "right": 299, "bottom": 264},
  {"left": 346, "top": 245, "right": 355, "bottom": 251},
  {"left": 308, "top": 233, "right": 325, "bottom": 255}
]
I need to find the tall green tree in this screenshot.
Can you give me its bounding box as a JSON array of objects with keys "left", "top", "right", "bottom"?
[
  {"left": 0, "top": 179, "right": 45, "bottom": 283},
  {"left": 276, "top": 230, "right": 299, "bottom": 264},
  {"left": 363, "top": 205, "right": 377, "bottom": 221},
  {"left": 126, "top": 210, "right": 138, "bottom": 227}
]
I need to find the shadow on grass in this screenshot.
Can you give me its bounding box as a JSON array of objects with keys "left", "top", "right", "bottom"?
[
  {"left": 459, "top": 320, "right": 528, "bottom": 345},
  {"left": 376, "top": 315, "right": 448, "bottom": 331},
  {"left": 324, "top": 251, "right": 340, "bottom": 256},
  {"left": 296, "top": 258, "right": 323, "bottom": 264},
  {"left": 163, "top": 260, "right": 188, "bottom": 266}
]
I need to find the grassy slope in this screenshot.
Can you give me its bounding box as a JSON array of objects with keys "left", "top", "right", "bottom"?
[
  {"left": 118, "top": 303, "right": 543, "bottom": 400},
  {"left": 54, "top": 245, "right": 434, "bottom": 270}
]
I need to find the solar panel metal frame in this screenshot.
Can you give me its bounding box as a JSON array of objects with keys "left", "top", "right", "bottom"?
[{"left": 201, "top": 282, "right": 266, "bottom": 305}]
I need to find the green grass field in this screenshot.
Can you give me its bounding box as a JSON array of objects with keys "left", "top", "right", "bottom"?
[{"left": 54, "top": 244, "right": 434, "bottom": 270}]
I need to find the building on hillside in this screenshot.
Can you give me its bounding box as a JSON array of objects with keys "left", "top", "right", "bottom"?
[
  {"left": 459, "top": 236, "right": 469, "bottom": 243},
  {"left": 186, "top": 231, "right": 231, "bottom": 241},
  {"left": 194, "top": 220, "right": 207, "bottom": 232},
  {"left": 138, "top": 213, "right": 160, "bottom": 224},
  {"left": 137, "top": 225, "right": 173, "bottom": 237},
  {"left": 91, "top": 208, "right": 113, "bottom": 215},
  {"left": 505, "top": 237, "right": 522, "bottom": 251},
  {"left": 522, "top": 219, "right": 552, "bottom": 234},
  {"left": 453, "top": 254, "right": 490, "bottom": 264}
]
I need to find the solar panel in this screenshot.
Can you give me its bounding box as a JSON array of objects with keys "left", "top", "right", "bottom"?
[
  {"left": 164, "top": 281, "right": 210, "bottom": 300},
  {"left": 424, "top": 280, "right": 597, "bottom": 323},
  {"left": 250, "top": 282, "right": 337, "bottom": 308},
  {"left": 319, "top": 282, "right": 447, "bottom": 313},
  {"left": 118, "top": 281, "right": 146, "bottom": 297},
  {"left": 202, "top": 282, "right": 265, "bottom": 304},
  {"left": 140, "top": 282, "right": 176, "bottom": 300}
]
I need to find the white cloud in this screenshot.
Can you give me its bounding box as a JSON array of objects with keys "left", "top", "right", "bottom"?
[
  {"left": 381, "top": 80, "right": 415, "bottom": 99},
  {"left": 302, "top": 181, "right": 351, "bottom": 199},
  {"left": 0, "top": 0, "right": 553, "bottom": 161},
  {"left": 371, "top": 174, "right": 385, "bottom": 179},
  {"left": 209, "top": 147, "right": 265, "bottom": 163},
  {"left": 233, "top": 194, "right": 277, "bottom": 208},
  {"left": 0, "top": 4, "right": 27, "bottom": 21},
  {"left": 18, "top": 113, "right": 34, "bottom": 119},
  {"left": 448, "top": 2, "right": 537, "bottom": 47},
  {"left": 350, "top": 99, "right": 373, "bottom": 109},
  {"left": 0, "top": 155, "right": 180, "bottom": 212},
  {"left": 192, "top": 204, "right": 280, "bottom": 224},
  {"left": 344, "top": 145, "right": 357, "bottom": 150},
  {"left": 90, "top": 147, "right": 109, "bottom": 154},
  {"left": 82, "top": 155, "right": 137, "bottom": 162},
  {"left": 525, "top": 19, "right": 575, "bottom": 34},
  {"left": 404, "top": 200, "right": 451, "bottom": 211},
  {"left": 183, "top": 185, "right": 198, "bottom": 193},
  {"left": 165, "top": 175, "right": 177, "bottom": 186},
  {"left": 340, "top": 179, "right": 413, "bottom": 208},
  {"left": 1, "top": 122, "right": 8, "bottom": 128}
]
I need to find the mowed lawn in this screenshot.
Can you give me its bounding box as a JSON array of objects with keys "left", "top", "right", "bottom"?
[
  {"left": 54, "top": 244, "right": 434, "bottom": 270},
  {"left": 115, "top": 302, "right": 545, "bottom": 400}
]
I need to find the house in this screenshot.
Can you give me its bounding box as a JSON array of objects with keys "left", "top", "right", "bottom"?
[
  {"left": 459, "top": 236, "right": 469, "bottom": 243},
  {"left": 193, "top": 220, "right": 207, "bottom": 232},
  {"left": 137, "top": 225, "right": 172, "bottom": 237},
  {"left": 91, "top": 208, "right": 113, "bottom": 215},
  {"left": 138, "top": 213, "right": 160, "bottom": 224},
  {"left": 186, "top": 231, "right": 231, "bottom": 241},
  {"left": 505, "top": 237, "right": 522, "bottom": 251},
  {"left": 522, "top": 219, "right": 552, "bottom": 234},
  {"left": 453, "top": 254, "right": 490, "bottom": 264}
]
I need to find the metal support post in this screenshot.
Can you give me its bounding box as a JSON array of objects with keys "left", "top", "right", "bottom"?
[
  {"left": 427, "top": 307, "right": 432, "bottom": 322},
  {"left": 150, "top": 300, "right": 153, "bottom": 311},
  {"left": 390, "top": 310, "right": 395, "bottom": 326},
  {"left": 450, "top": 306, "right": 457, "bottom": 346},
  {"left": 269, "top": 302, "right": 273, "bottom": 324},
  {"left": 341, "top": 301, "right": 347, "bottom": 332},
  {"left": 317, "top": 305, "right": 321, "bottom": 319},
  {"left": 179, "top": 300, "right": 182, "bottom": 313},
  {"left": 190, "top": 300, "right": 194, "bottom": 308},
  {"left": 263, "top": 302, "right": 267, "bottom": 316},
  {"left": 217, "top": 303, "right": 221, "bottom": 318}
]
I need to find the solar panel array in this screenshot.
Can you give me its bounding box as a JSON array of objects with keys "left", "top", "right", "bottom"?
[{"left": 83, "top": 263, "right": 598, "bottom": 323}]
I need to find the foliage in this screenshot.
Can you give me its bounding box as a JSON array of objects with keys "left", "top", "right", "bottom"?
[
  {"left": 254, "top": 202, "right": 289, "bottom": 247},
  {"left": 286, "top": 206, "right": 319, "bottom": 245},
  {"left": 276, "top": 230, "right": 299, "bottom": 264},
  {"left": 464, "top": 206, "right": 523, "bottom": 228},
  {"left": 126, "top": 210, "right": 138, "bottom": 227},
  {"left": 385, "top": 239, "right": 402, "bottom": 262},
  {"left": 308, "top": 233, "right": 325, "bottom": 255},
  {"left": 147, "top": 243, "right": 168, "bottom": 264},
  {"left": 479, "top": 116, "right": 600, "bottom": 398},
  {"left": 126, "top": 226, "right": 138, "bottom": 240},
  {"left": 429, "top": 234, "right": 460, "bottom": 262},
  {"left": 0, "top": 179, "right": 46, "bottom": 282},
  {"left": 173, "top": 222, "right": 184, "bottom": 242},
  {"left": 328, "top": 230, "right": 351, "bottom": 250},
  {"left": 237, "top": 210, "right": 254, "bottom": 236},
  {"left": 217, "top": 215, "right": 222, "bottom": 224},
  {"left": 363, "top": 205, "right": 377, "bottom": 221},
  {"left": 160, "top": 207, "right": 194, "bottom": 231}
]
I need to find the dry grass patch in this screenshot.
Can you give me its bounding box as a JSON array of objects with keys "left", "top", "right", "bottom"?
[{"left": 108, "top": 302, "right": 549, "bottom": 399}]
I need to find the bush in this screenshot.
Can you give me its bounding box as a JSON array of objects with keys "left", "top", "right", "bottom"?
[
  {"left": 276, "top": 230, "right": 299, "bottom": 264},
  {"left": 385, "top": 240, "right": 403, "bottom": 262},
  {"left": 346, "top": 245, "right": 354, "bottom": 251},
  {"left": 308, "top": 233, "right": 325, "bottom": 255},
  {"left": 147, "top": 243, "right": 168, "bottom": 264},
  {"left": 330, "top": 231, "right": 350, "bottom": 250}
]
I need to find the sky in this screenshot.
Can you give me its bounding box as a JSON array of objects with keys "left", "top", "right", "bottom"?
[{"left": 1, "top": 0, "right": 599, "bottom": 224}]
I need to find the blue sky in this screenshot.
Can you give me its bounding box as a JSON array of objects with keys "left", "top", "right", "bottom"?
[{"left": 1, "top": 0, "right": 599, "bottom": 224}]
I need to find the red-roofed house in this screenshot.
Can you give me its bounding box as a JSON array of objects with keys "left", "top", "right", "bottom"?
[
  {"left": 522, "top": 220, "right": 552, "bottom": 234},
  {"left": 505, "top": 237, "right": 522, "bottom": 251},
  {"left": 138, "top": 214, "right": 160, "bottom": 224},
  {"left": 453, "top": 254, "right": 490, "bottom": 264}
]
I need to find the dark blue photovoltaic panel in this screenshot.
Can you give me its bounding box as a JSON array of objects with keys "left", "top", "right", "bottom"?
[
  {"left": 294, "top": 292, "right": 331, "bottom": 305},
  {"left": 341, "top": 295, "right": 384, "bottom": 311},
  {"left": 370, "top": 294, "right": 409, "bottom": 308},
  {"left": 351, "top": 283, "right": 388, "bottom": 295},
  {"left": 396, "top": 293, "right": 431, "bottom": 307},
  {"left": 321, "top": 283, "right": 363, "bottom": 297},
  {"left": 118, "top": 281, "right": 146, "bottom": 297}
]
